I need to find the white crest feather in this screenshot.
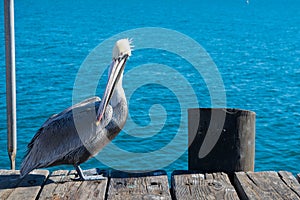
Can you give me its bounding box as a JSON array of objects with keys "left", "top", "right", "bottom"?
[{"left": 112, "top": 38, "right": 133, "bottom": 59}]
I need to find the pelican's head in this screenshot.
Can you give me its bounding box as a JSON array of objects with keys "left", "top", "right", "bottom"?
[
  {"left": 96, "top": 39, "right": 132, "bottom": 124},
  {"left": 112, "top": 38, "right": 132, "bottom": 59}
]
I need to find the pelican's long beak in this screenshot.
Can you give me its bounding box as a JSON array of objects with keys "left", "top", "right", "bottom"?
[{"left": 96, "top": 54, "right": 129, "bottom": 125}]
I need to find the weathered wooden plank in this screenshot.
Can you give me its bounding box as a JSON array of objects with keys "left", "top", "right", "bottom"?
[
  {"left": 47, "top": 170, "right": 80, "bottom": 199},
  {"left": 297, "top": 174, "right": 300, "bottom": 183},
  {"left": 234, "top": 171, "right": 300, "bottom": 200},
  {"left": 0, "top": 170, "right": 48, "bottom": 200},
  {"left": 6, "top": 170, "right": 49, "bottom": 200},
  {"left": 75, "top": 178, "right": 108, "bottom": 200},
  {"left": 38, "top": 170, "right": 70, "bottom": 200},
  {"left": 0, "top": 170, "right": 22, "bottom": 199},
  {"left": 278, "top": 171, "right": 300, "bottom": 197},
  {"left": 107, "top": 170, "right": 171, "bottom": 200},
  {"left": 68, "top": 169, "right": 107, "bottom": 200},
  {"left": 39, "top": 169, "right": 108, "bottom": 200},
  {"left": 172, "top": 170, "right": 239, "bottom": 200}
]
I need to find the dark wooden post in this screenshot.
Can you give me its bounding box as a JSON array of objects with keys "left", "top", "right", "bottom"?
[{"left": 188, "top": 108, "right": 255, "bottom": 173}]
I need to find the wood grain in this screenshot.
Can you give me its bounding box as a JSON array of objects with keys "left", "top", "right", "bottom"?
[
  {"left": 107, "top": 170, "right": 171, "bottom": 200},
  {"left": 1, "top": 169, "right": 300, "bottom": 199},
  {"left": 39, "top": 169, "right": 108, "bottom": 200},
  {"left": 172, "top": 170, "right": 239, "bottom": 200},
  {"left": 0, "top": 170, "right": 21, "bottom": 199},
  {"left": 278, "top": 171, "right": 300, "bottom": 197},
  {"left": 234, "top": 171, "right": 300, "bottom": 200},
  {"left": 0, "top": 169, "right": 49, "bottom": 200},
  {"left": 188, "top": 108, "right": 255, "bottom": 173}
]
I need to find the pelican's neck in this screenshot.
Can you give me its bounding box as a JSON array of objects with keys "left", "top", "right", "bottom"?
[{"left": 110, "top": 75, "right": 125, "bottom": 107}]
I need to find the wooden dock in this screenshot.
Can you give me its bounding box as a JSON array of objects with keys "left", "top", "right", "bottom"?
[{"left": 1, "top": 169, "right": 300, "bottom": 199}]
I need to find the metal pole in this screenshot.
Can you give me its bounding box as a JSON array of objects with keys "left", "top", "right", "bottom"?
[{"left": 4, "top": 0, "right": 17, "bottom": 170}]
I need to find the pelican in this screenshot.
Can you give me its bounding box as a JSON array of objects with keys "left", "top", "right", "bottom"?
[{"left": 20, "top": 39, "right": 132, "bottom": 180}]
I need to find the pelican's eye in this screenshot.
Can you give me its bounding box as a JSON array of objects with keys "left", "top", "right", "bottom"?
[
  {"left": 117, "top": 54, "right": 129, "bottom": 62},
  {"left": 118, "top": 54, "right": 123, "bottom": 61}
]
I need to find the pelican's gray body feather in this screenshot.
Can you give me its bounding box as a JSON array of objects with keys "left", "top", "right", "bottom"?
[{"left": 20, "top": 96, "right": 127, "bottom": 177}]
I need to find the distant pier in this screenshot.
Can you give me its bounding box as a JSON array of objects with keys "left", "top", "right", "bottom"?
[{"left": 1, "top": 169, "right": 300, "bottom": 199}]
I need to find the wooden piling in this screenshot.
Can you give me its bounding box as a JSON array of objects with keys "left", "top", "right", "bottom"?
[{"left": 188, "top": 108, "right": 255, "bottom": 173}]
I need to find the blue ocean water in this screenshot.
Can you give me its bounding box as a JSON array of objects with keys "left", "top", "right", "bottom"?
[{"left": 0, "top": 0, "right": 299, "bottom": 174}]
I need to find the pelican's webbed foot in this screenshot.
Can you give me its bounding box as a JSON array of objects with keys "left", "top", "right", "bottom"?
[{"left": 72, "top": 165, "right": 106, "bottom": 181}]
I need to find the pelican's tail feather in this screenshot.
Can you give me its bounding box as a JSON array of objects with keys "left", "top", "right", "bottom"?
[{"left": 20, "top": 152, "right": 38, "bottom": 178}]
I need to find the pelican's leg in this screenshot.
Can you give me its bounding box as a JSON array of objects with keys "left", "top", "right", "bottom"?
[
  {"left": 74, "top": 165, "right": 85, "bottom": 180},
  {"left": 72, "top": 165, "right": 105, "bottom": 181}
]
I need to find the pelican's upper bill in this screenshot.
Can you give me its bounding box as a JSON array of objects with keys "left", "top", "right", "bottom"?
[{"left": 112, "top": 38, "right": 132, "bottom": 60}]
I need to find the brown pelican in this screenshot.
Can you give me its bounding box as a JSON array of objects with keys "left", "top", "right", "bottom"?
[{"left": 20, "top": 39, "right": 132, "bottom": 180}]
